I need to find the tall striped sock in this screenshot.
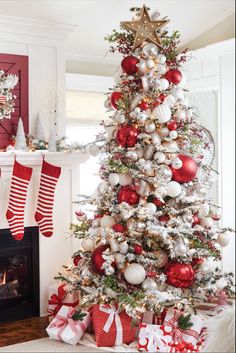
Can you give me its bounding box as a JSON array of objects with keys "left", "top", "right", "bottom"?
[
  {"left": 34, "top": 159, "right": 61, "bottom": 237},
  {"left": 6, "top": 160, "right": 33, "bottom": 241}
]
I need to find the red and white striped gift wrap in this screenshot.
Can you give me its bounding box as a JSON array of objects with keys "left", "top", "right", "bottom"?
[
  {"left": 91, "top": 304, "right": 137, "bottom": 347},
  {"left": 0, "top": 95, "right": 6, "bottom": 105}
]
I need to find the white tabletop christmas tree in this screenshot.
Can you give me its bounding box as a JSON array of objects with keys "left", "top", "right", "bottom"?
[{"left": 14, "top": 117, "right": 27, "bottom": 151}]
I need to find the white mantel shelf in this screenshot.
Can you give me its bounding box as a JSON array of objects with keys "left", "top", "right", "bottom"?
[{"left": 0, "top": 151, "right": 90, "bottom": 167}]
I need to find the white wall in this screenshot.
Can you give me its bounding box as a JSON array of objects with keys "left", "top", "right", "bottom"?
[{"left": 185, "top": 39, "right": 235, "bottom": 273}]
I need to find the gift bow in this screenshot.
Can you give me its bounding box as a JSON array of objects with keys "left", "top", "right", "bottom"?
[
  {"left": 49, "top": 307, "right": 86, "bottom": 340},
  {"left": 162, "top": 310, "right": 200, "bottom": 344},
  {"left": 48, "top": 284, "right": 79, "bottom": 316},
  {"left": 141, "top": 324, "right": 169, "bottom": 352},
  {"left": 99, "top": 304, "right": 123, "bottom": 346}
]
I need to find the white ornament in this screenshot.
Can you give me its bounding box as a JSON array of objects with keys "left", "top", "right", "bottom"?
[
  {"left": 81, "top": 238, "right": 94, "bottom": 251},
  {"left": 217, "top": 232, "right": 230, "bottom": 247},
  {"left": 162, "top": 141, "right": 179, "bottom": 153},
  {"left": 171, "top": 157, "right": 183, "bottom": 169},
  {"left": 141, "top": 278, "right": 158, "bottom": 291},
  {"left": 169, "top": 130, "right": 178, "bottom": 140},
  {"left": 137, "top": 59, "right": 147, "bottom": 73},
  {"left": 147, "top": 202, "right": 157, "bottom": 215},
  {"left": 147, "top": 59, "right": 155, "bottom": 68},
  {"left": 198, "top": 203, "right": 210, "bottom": 217},
  {"left": 166, "top": 181, "right": 182, "bottom": 197},
  {"left": 158, "top": 54, "right": 166, "bottom": 64},
  {"left": 174, "top": 243, "right": 187, "bottom": 256},
  {"left": 172, "top": 88, "right": 184, "bottom": 101},
  {"left": 175, "top": 110, "right": 186, "bottom": 120},
  {"left": 159, "top": 127, "right": 169, "bottom": 137},
  {"left": 119, "top": 242, "right": 129, "bottom": 254},
  {"left": 109, "top": 173, "right": 119, "bottom": 185},
  {"left": 154, "top": 151, "right": 165, "bottom": 163},
  {"left": 200, "top": 217, "right": 213, "bottom": 229},
  {"left": 118, "top": 174, "right": 132, "bottom": 186},
  {"left": 142, "top": 43, "right": 158, "bottom": 57},
  {"left": 153, "top": 103, "right": 171, "bottom": 124},
  {"left": 114, "top": 112, "right": 126, "bottom": 124},
  {"left": 145, "top": 122, "right": 156, "bottom": 133},
  {"left": 100, "top": 215, "right": 115, "bottom": 228},
  {"left": 109, "top": 238, "right": 119, "bottom": 252},
  {"left": 159, "top": 78, "right": 169, "bottom": 90},
  {"left": 151, "top": 132, "right": 161, "bottom": 145},
  {"left": 158, "top": 65, "right": 167, "bottom": 75},
  {"left": 124, "top": 263, "right": 146, "bottom": 285},
  {"left": 88, "top": 144, "right": 100, "bottom": 157},
  {"left": 141, "top": 76, "right": 149, "bottom": 92},
  {"left": 156, "top": 186, "right": 168, "bottom": 197},
  {"left": 165, "top": 95, "right": 176, "bottom": 107}
]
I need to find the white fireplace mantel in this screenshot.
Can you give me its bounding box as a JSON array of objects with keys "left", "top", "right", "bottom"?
[{"left": 0, "top": 151, "right": 90, "bottom": 315}]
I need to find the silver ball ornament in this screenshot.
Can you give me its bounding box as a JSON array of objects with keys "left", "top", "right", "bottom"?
[
  {"left": 141, "top": 278, "right": 158, "bottom": 291},
  {"left": 171, "top": 157, "right": 183, "bottom": 169}
]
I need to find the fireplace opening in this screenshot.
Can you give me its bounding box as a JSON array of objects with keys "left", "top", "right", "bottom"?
[{"left": 0, "top": 227, "right": 39, "bottom": 323}]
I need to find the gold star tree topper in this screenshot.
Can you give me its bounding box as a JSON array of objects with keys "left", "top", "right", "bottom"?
[{"left": 121, "top": 5, "right": 169, "bottom": 49}]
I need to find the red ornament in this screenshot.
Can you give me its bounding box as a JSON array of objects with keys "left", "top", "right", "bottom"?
[
  {"left": 94, "top": 213, "right": 103, "bottom": 219},
  {"left": 117, "top": 185, "right": 140, "bottom": 205},
  {"left": 159, "top": 214, "right": 170, "bottom": 223},
  {"left": 192, "top": 257, "right": 204, "bottom": 268},
  {"left": 110, "top": 91, "right": 122, "bottom": 109},
  {"left": 166, "top": 262, "right": 195, "bottom": 288},
  {"left": 113, "top": 223, "right": 127, "bottom": 233},
  {"left": 192, "top": 213, "right": 200, "bottom": 227},
  {"left": 134, "top": 244, "right": 143, "bottom": 255},
  {"left": 171, "top": 154, "right": 198, "bottom": 183},
  {"left": 159, "top": 93, "right": 166, "bottom": 102},
  {"left": 91, "top": 244, "right": 115, "bottom": 275},
  {"left": 138, "top": 101, "right": 149, "bottom": 110},
  {"left": 152, "top": 198, "right": 165, "bottom": 208},
  {"left": 165, "top": 69, "right": 182, "bottom": 85},
  {"left": 147, "top": 271, "right": 157, "bottom": 278},
  {"left": 121, "top": 55, "right": 139, "bottom": 75},
  {"left": 116, "top": 124, "right": 138, "bottom": 148},
  {"left": 167, "top": 121, "right": 178, "bottom": 131},
  {"left": 73, "top": 255, "right": 82, "bottom": 266}
]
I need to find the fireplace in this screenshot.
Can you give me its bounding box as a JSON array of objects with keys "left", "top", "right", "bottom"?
[{"left": 0, "top": 227, "right": 39, "bottom": 323}]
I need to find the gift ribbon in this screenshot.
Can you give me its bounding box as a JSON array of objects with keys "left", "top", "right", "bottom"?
[
  {"left": 99, "top": 304, "right": 123, "bottom": 346},
  {"left": 144, "top": 325, "right": 165, "bottom": 352},
  {"left": 163, "top": 310, "right": 200, "bottom": 344},
  {"left": 48, "top": 284, "right": 79, "bottom": 316},
  {"left": 49, "top": 307, "right": 86, "bottom": 341}
]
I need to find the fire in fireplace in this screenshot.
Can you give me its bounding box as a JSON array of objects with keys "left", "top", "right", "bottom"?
[{"left": 0, "top": 227, "right": 39, "bottom": 323}]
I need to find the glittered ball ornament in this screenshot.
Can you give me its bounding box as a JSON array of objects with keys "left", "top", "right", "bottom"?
[
  {"left": 117, "top": 185, "right": 140, "bottom": 205},
  {"left": 154, "top": 151, "right": 165, "bottom": 163},
  {"left": 124, "top": 263, "right": 146, "bottom": 285},
  {"left": 134, "top": 244, "right": 143, "bottom": 255},
  {"left": 171, "top": 154, "right": 198, "bottom": 183},
  {"left": 81, "top": 238, "right": 94, "bottom": 252},
  {"left": 91, "top": 244, "right": 114, "bottom": 275},
  {"left": 138, "top": 101, "right": 149, "bottom": 111},
  {"left": 141, "top": 278, "right": 158, "bottom": 291},
  {"left": 217, "top": 232, "right": 231, "bottom": 247},
  {"left": 110, "top": 91, "right": 122, "bottom": 109},
  {"left": 165, "top": 69, "right": 182, "bottom": 85},
  {"left": 100, "top": 215, "right": 116, "bottom": 228},
  {"left": 121, "top": 55, "right": 139, "bottom": 75},
  {"left": 116, "top": 124, "right": 138, "bottom": 148},
  {"left": 166, "top": 263, "right": 195, "bottom": 288},
  {"left": 167, "top": 121, "right": 178, "bottom": 131}
]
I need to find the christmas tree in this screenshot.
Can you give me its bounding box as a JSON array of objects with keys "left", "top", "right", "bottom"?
[
  {"left": 57, "top": 6, "right": 234, "bottom": 320},
  {"left": 14, "top": 117, "right": 27, "bottom": 151}
]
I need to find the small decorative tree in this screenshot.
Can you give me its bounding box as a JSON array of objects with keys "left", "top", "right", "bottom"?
[{"left": 14, "top": 118, "right": 27, "bottom": 151}]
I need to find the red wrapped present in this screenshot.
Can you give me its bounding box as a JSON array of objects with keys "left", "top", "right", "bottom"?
[
  {"left": 142, "top": 310, "right": 167, "bottom": 325},
  {"left": 48, "top": 283, "right": 80, "bottom": 316},
  {"left": 91, "top": 304, "right": 136, "bottom": 347},
  {"left": 162, "top": 308, "right": 203, "bottom": 346}
]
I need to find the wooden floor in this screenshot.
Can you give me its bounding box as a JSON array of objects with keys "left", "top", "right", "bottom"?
[{"left": 0, "top": 316, "right": 49, "bottom": 348}]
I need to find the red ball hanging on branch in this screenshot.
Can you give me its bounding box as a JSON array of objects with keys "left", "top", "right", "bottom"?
[
  {"left": 171, "top": 154, "right": 198, "bottom": 183},
  {"left": 134, "top": 244, "right": 143, "bottom": 255},
  {"left": 121, "top": 56, "right": 139, "bottom": 75},
  {"left": 117, "top": 185, "right": 140, "bottom": 205},
  {"left": 192, "top": 213, "right": 201, "bottom": 227},
  {"left": 165, "top": 262, "right": 195, "bottom": 288},
  {"left": 91, "top": 244, "right": 115, "bottom": 275},
  {"left": 138, "top": 101, "right": 149, "bottom": 111},
  {"left": 159, "top": 214, "right": 170, "bottom": 223},
  {"left": 192, "top": 257, "right": 204, "bottom": 268},
  {"left": 110, "top": 91, "right": 123, "bottom": 109},
  {"left": 151, "top": 198, "right": 165, "bottom": 209},
  {"left": 165, "top": 69, "right": 182, "bottom": 85},
  {"left": 116, "top": 124, "right": 139, "bottom": 148},
  {"left": 167, "top": 121, "right": 178, "bottom": 131},
  {"left": 113, "top": 223, "right": 127, "bottom": 233}
]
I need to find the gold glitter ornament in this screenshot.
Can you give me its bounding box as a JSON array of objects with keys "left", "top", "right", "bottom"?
[{"left": 121, "top": 6, "right": 169, "bottom": 49}]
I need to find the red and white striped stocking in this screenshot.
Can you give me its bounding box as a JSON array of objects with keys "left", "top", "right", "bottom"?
[
  {"left": 34, "top": 159, "right": 61, "bottom": 237},
  {"left": 6, "top": 160, "right": 33, "bottom": 241}
]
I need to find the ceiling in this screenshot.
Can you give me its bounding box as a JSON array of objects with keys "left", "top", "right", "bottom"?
[{"left": 0, "top": 0, "right": 234, "bottom": 64}]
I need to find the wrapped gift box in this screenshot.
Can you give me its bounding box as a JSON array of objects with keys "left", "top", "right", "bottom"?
[
  {"left": 91, "top": 304, "right": 137, "bottom": 347},
  {"left": 142, "top": 310, "right": 167, "bottom": 325},
  {"left": 46, "top": 305, "right": 91, "bottom": 346},
  {"left": 48, "top": 283, "right": 80, "bottom": 316}
]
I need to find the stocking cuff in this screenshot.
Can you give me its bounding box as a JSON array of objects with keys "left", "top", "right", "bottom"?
[
  {"left": 13, "top": 160, "right": 33, "bottom": 181},
  {"left": 42, "top": 159, "right": 61, "bottom": 179}
]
